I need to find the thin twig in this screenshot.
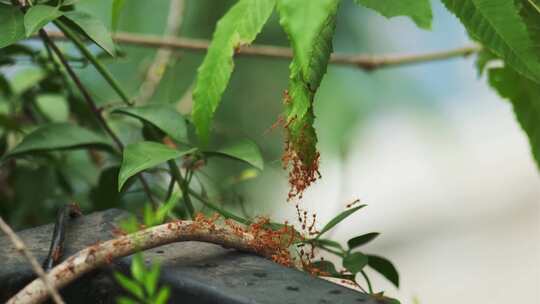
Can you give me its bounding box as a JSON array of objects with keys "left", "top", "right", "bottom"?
[
  {"left": 8, "top": 219, "right": 264, "bottom": 304},
  {"left": 0, "top": 217, "right": 65, "bottom": 304},
  {"left": 136, "top": 0, "right": 184, "bottom": 103},
  {"left": 38, "top": 29, "right": 158, "bottom": 207},
  {"left": 43, "top": 31, "right": 482, "bottom": 70},
  {"left": 42, "top": 204, "right": 82, "bottom": 271}
]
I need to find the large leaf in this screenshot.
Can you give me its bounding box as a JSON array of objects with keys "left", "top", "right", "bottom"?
[
  {"left": 317, "top": 205, "right": 366, "bottom": 238},
  {"left": 441, "top": 0, "right": 540, "bottom": 83},
  {"left": 354, "top": 0, "right": 432, "bottom": 29},
  {"left": 62, "top": 11, "right": 115, "bottom": 56},
  {"left": 3, "top": 123, "right": 111, "bottom": 159},
  {"left": 0, "top": 4, "right": 25, "bottom": 48},
  {"left": 488, "top": 66, "right": 540, "bottom": 169},
  {"left": 192, "top": 0, "right": 275, "bottom": 144},
  {"left": 118, "top": 141, "right": 195, "bottom": 190},
  {"left": 277, "top": 0, "right": 339, "bottom": 198},
  {"left": 367, "top": 254, "right": 400, "bottom": 288},
  {"left": 24, "top": 4, "right": 63, "bottom": 36},
  {"left": 112, "top": 105, "right": 188, "bottom": 144},
  {"left": 343, "top": 252, "right": 369, "bottom": 274},
  {"left": 205, "top": 139, "right": 264, "bottom": 170},
  {"left": 517, "top": 0, "right": 540, "bottom": 56}
]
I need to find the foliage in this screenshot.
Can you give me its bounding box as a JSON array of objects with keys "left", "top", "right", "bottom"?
[{"left": 114, "top": 254, "right": 170, "bottom": 304}]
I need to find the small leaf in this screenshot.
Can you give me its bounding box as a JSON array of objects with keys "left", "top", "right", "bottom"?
[
  {"left": 118, "top": 141, "right": 195, "bottom": 190},
  {"left": 313, "top": 238, "right": 344, "bottom": 251},
  {"left": 367, "top": 254, "right": 399, "bottom": 288},
  {"left": 205, "top": 139, "right": 264, "bottom": 170},
  {"left": 115, "top": 296, "right": 137, "bottom": 304},
  {"left": 131, "top": 254, "right": 145, "bottom": 283},
  {"left": 3, "top": 123, "right": 111, "bottom": 159},
  {"left": 354, "top": 0, "right": 432, "bottom": 29},
  {"left": 113, "top": 272, "right": 144, "bottom": 300},
  {"left": 192, "top": 0, "right": 275, "bottom": 144},
  {"left": 63, "top": 11, "right": 115, "bottom": 56},
  {"left": 10, "top": 67, "right": 46, "bottom": 95},
  {"left": 310, "top": 260, "right": 339, "bottom": 276},
  {"left": 144, "top": 262, "right": 161, "bottom": 296},
  {"left": 154, "top": 287, "right": 171, "bottom": 304},
  {"left": 36, "top": 94, "right": 69, "bottom": 122},
  {"left": 343, "top": 252, "right": 368, "bottom": 274},
  {"left": 317, "top": 205, "right": 366, "bottom": 238},
  {"left": 111, "top": 0, "right": 126, "bottom": 32},
  {"left": 347, "top": 232, "right": 380, "bottom": 250},
  {"left": 24, "top": 5, "right": 62, "bottom": 36},
  {"left": 0, "top": 4, "right": 25, "bottom": 48},
  {"left": 112, "top": 104, "right": 188, "bottom": 144}
]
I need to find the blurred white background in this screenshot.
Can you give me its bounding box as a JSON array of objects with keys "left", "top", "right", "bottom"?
[{"left": 254, "top": 1, "right": 540, "bottom": 303}]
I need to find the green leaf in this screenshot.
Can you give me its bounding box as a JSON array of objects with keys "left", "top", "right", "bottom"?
[
  {"left": 343, "top": 252, "right": 368, "bottom": 274},
  {"left": 347, "top": 232, "right": 380, "bottom": 250},
  {"left": 310, "top": 260, "right": 339, "bottom": 276},
  {"left": 192, "top": 0, "right": 275, "bottom": 144},
  {"left": 113, "top": 272, "right": 145, "bottom": 300},
  {"left": 24, "top": 5, "right": 63, "bottom": 36},
  {"left": 441, "top": 0, "right": 540, "bottom": 83},
  {"left": 112, "top": 104, "right": 188, "bottom": 144},
  {"left": 111, "top": 0, "right": 126, "bottom": 32},
  {"left": 354, "top": 0, "right": 432, "bottom": 29},
  {"left": 3, "top": 123, "right": 111, "bottom": 159},
  {"left": 36, "top": 94, "right": 69, "bottom": 122},
  {"left": 62, "top": 11, "right": 115, "bottom": 56},
  {"left": 118, "top": 141, "right": 195, "bottom": 190},
  {"left": 277, "top": 0, "right": 339, "bottom": 192},
  {"left": 517, "top": 0, "right": 540, "bottom": 57},
  {"left": 131, "top": 253, "right": 145, "bottom": 283},
  {"left": 367, "top": 254, "right": 399, "bottom": 288},
  {"left": 144, "top": 262, "right": 161, "bottom": 296},
  {"left": 313, "top": 238, "right": 344, "bottom": 251},
  {"left": 154, "top": 287, "right": 171, "bottom": 304},
  {"left": 205, "top": 139, "right": 264, "bottom": 170},
  {"left": 488, "top": 66, "right": 540, "bottom": 170},
  {"left": 11, "top": 67, "right": 46, "bottom": 95},
  {"left": 475, "top": 49, "right": 499, "bottom": 76},
  {"left": 115, "top": 296, "right": 137, "bottom": 304},
  {"left": 317, "top": 205, "right": 366, "bottom": 238},
  {"left": 0, "top": 4, "right": 25, "bottom": 48}
]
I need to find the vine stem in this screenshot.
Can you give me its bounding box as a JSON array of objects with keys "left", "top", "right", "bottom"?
[
  {"left": 38, "top": 29, "right": 158, "bottom": 207},
  {"left": 7, "top": 219, "right": 265, "bottom": 304},
  {"left": 360, "top": 270, "right": 373, "bottom": 294},
  {"left": 0, "top": 217, "right": 65, "bottom": 304},
  {"left": 167, "top": 160, "right": 195, "bottom": 219},
  {"left": 43, "top": 31, "right": 482, "bottom": 70}
]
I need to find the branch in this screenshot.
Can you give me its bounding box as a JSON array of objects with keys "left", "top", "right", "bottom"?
[
  {"left": 44, "top": 31, "right": 482, "bottom": 70},
  {"left": 0, "top": 217, "right": 65, "bottom": 304},
  {"left": 7, "top": 219, "right": 268, "bottom": 304},
  {"left": 42, "top": 204, "right": 82, "bottom": 271}
]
